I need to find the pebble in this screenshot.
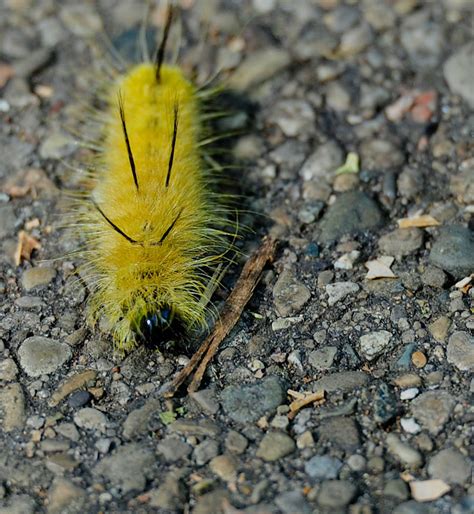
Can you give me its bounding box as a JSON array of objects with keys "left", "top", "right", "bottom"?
[
  {"left": 273, "top": 270, "right": 311, "bottom": 317},
  {"left": 400, "top": 388, "right": 419, "bottom": 400},
  {"left": 397, "top": 167, "right": 424, "bottom": 200},
  {"left": 411, "top": 351, "right": 427, "bottom": 369},
  {"left": 209, "top": 454, "right": 238, "bottom": 482},
  {"left": 21, "top": 267, "right": 56, "bottom": 291},
  {"left": 270, "top": 99, "right": 315, "bottom": 138},
  {"left": 148, "top": 472, "right": 187, "bottom": 511},
  {"left": 339, "top": 23, "right": 373, "bottom": 56},
  {"left": 447, "top": 331, "right": 474, "bottom": 371},
  {"left": 394, "top": 373, "right": 422, "bottom": 388},
  {"left": 373, "top": 382, "right": 398, "bottom": 424},
  {"left": 305, "top": 455, "right": 342, "bottom": 481},
  {"left": 157, "top": 436, "right": 192, "bottom": 462},
  {"left": 317, "top": 480, "right": 357, "bottom": 508},
  {"left": 0, "top": 204, "right": 16, "bottom": 239},
  {"left": 0, "top": 382, "right": 26, "bottom": 432},
  {"left": 347, "top": 454, "right": 366, "bottom": 472},
  {"left": 379, "top": 228, "right": 424, "bottom": 256},
  {"left": 384, "top": 479, "right": 409, "bottom": 500},
  {"left": 0, "top": 495, "right": 36, "bottom": 514},
  {"left": 193, "top": 490, "right": 229, "bottom": 514},
  {"left": 67, "top": 390, "right": 92, "bottom": 409},
  {"left": 360, "top": 139, "right": 405, "bottom": 171},
  {"left": 169, "top": 418, "right": 219, "bottom": 437},
  {"left": 228, "top": 47, "right": 290, "bottom": 90},
  {"left": 428, "top": 448, "right": 472, "bottom": 485},
  {"left": 55, "top": 423, "right": 80, "bottom": 442},
  {"left": 220, "top": 376, "right": 285, "bottom": 423},
  {"left": 194, "top": 439, "right": 219, "bottom": 465},
  {"left": 334, "top": 251, "right": 360, "bottom": 271},
  {"left": 318, "top": 416, "right": 360, "bottom": 450},
  {"left": 429, "top": 225, "right": 474, "bottom": 279},
  {"left": 18, "top": 336, "right": 72, "bottom": 377},
  {"left": 386, "top": 433, "right": 423, "bottom": 469},
  {"left": 59, "top": 4, "right": 103, "bottom": 37},
  {"left": 318, "top": 191, "right": 384, "bottom": 243},
  {"left": 73, "top": 408, "right": 108, "bottom": 433},
  {"left": 122, "top": 398, "right": 160, "bottom": 439},
  {"left": 49, "top": 370, "right": 97, "bottom": 407},
  {"left": 225, "top": 430, "right": 248, "bottom": 455},
  {"left": 275, "top": 490, "right": 312, "bottom": 514},
  {"left": 428, "top": 316, "right": 450, "bottom": 343},
  {"left": 308, "top": 346, "right": 337, "bottom": 370},
  {"left": 451, "top": 161, "right": 474, "bottom": 204},
  {"left": 47, "top": 478, "right": 86, "bottom": 514},
  {"left": 256, "top": 431, "right": 295, "bottom": 461},
  {"left": 411, "top": 390, "right": 455, "bottom": 435},
  {"left": 189, "top": 388, "right": 219, "bottom": 415},
  {"left": 299, "top": 141, "right": 343, "bottom": 182},
  {"left": 0, "top": 358, "right": 18, "bottom": 381},
  {"left": 326, "top": 281, "right": 359, "bottom": 306},
  {"left": 93, "top": 443, "right": 154, "bottom": 494},
  {"left": 39, "top": 132, "right": 75, "bottom": 160},
  {"left": 400, "top": 417, "right": 421, "bottom": 434},
  {"left": 313, "top": 371, "right": 368, "bottom": 392},
  {"left": 409, "top": 479, "right": 450, "bottom": 502},
  {"left": 443, "top": 42, "right": 474, "bottom": 107},
  {"left": 421, "top": 265, "right": 447, "bottom": 288},
  {"left": 359, "top": 330, "right": 393, "bottom": 361}
]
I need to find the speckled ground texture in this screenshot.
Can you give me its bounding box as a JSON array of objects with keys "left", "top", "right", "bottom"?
[{"left": 0, "top": 0, "right": 473, "bottom": 513}]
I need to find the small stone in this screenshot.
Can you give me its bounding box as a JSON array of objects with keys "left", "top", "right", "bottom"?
[
  {"left": 256, "top": 432, "right": 295, "bottom": 461},
  {"left": 333, "top": 173, "right": 359, "bottom": 192},
  {"left": 73, "top": 408, "right": 108, "bottom": 433},
  {"left": 384, "top": 479, "right": 409, "bottom": 500},
  {"left": 379, "top": 228, "right": 423, "bottom": 256},
  {"left": 428, "top": 448, "right": 472, "bottom": 485},
  {"left": 225, "top": 430, "right": 248, "bottom": 455},
  {"left": 411, "top": 391, "right": 455, "bottom": 435},
  {"left": 93, "top": 443, "right": 154, "bottom": 494},
  {"left": 312, "top": 371, "right": 368, "bottom": 392},
  {"left": 428, "top": 316, "right": 450, "bottom": 343},
  {"left": 275, "top": 491, "right": 312, "bottom": 514},
  {"left": 400, "top": 388, "right": 419, "bottom": 400},
  {"left": 305, "top": 455, "right": 342, "bottom": 481},
  {"left": 60, "top": 4, "right": 103, "bottom": 37},
  {"left": 193, "top": 490, "right": 229, "bottom": 514},
  {"left": 296, "top": 431, "right": 315, "bottom": 449},
  {"left": 318, "top": 417, "right": 360, "bottom": 450},
  {"left": 386, "top": 433, "right": 423, "bottom": 469},
  {"left": 169, "top": 419, "right": 219, "bottom": 437},
  {"left": 359, "top": 330, "right": 393, "bottom": 361},
  {"left": 397, "top": 166, "right": 424, "bottom": 200},
  {"left": 209, "top": 454, "right": 238, "bottom": 482},
  {"left": 21, "top": 267, "right": 56, "bottom": 291},
  {"left": 299, "top": 141, "right": 343, "bottom": 182},
  {"left": 0, "top": 358, "right": 18, "bottom": 381},
  {"left": 429, "top": 225, "right": 474, "bottom": 279},
  {"left": 447, "top": 331, "right": 474, "bottom": 371},
  {"left": 122, "top": 399, "right": 160, "bottom": 440},
  {"left": 373, "top": 382, "right": 398, "bottom": 424},
  {"left": 273, "top": 270, "right": 311, "bottom": 317},
  {"left": 49, "top": 370, "right": 97, "bottom": 407},
  {"left": 421, "top": 266, "right": 446, "bottom": 288},
  {"left": 221, "top": 376, "right": 285, "bottom": 423},
  {"left": 47, "top": 478, "right": 86, "bottom": 514},
  {"left": 157, "top": 436, "right": 192, "bottom": 462},
  {"left": 148, "top": 472, "right": 187, "bottom": 511},
  {"left": 326, "top": 281, "right": 359, "bottom": 306},
  {"left": 18, "top": 336, "right": 71, "bottom": 377},
  {"left": 68, "top": 390, "right": 92, "bottom": 409},
  {"left": 347, "top": 454, "right": 366, "bottom": 472},
  {"left": 318, "top": 191, "right": 384, "bottom": 243},
  {"left": 39, "top": 132, "right": 75, "bottom": 160},
  {"left": 189, "top": 388, "right": 219, "bottom": 415},
  {"left": 443, "top": 42, "right": 474, "bottom": 107},
  {"left": 411, "top": 351, "right": 427, "bottom": 368},
  {"left": 400, "top": 417, "right": 421, "bottom": 434},
  {"left": 270, "top": 99, "right": 315, "bottom": 138},
  {"left": 360, "top": 139, "right": 404, "bottom": 171},
  {"left": 55, "top": 423, "right": 80, "bottom": 442},
  {"left": 394, "top": 373, "right": 422, "bottom": 388},
  {"left": 0, "top": 495, "right": 36, "bottom": 514},
  {"left": 0, "top": 382, "right": 26, "bottom": 432},
  {"left": 194, "top": 439, "right": 219, "bottom": 466},
  {"left": 326, "top": 82, "right": 351, "bottom": 111},
  {"left": 308, "top": 346, "right": 337, "bottom": 370},
  {"left": 409, "top": 479, "right": 450, "bottom": 502},
  {"left": 318, "top": 480, "right": 357, "bottom": 508}
]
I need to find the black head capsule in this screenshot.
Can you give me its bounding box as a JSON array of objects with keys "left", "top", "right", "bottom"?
[{"left": 138, "top": 306, "right": 184, "bottom": 352}]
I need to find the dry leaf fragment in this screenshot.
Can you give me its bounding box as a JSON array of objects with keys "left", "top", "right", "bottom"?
[
  {"left": 365, "top": 256, "right": 396, "bottom": 280},
  {"left": 15, "top": 230, "right": 41, "bottom": 265},
  {"left": 397, "top": 215, "right": 440, "bottom": 228},
  {"left": 409, "top": 479, "right": 450, "bottom": 502},
  {"left": 335, "top": 152, "right": 359, "bottom": 175}
]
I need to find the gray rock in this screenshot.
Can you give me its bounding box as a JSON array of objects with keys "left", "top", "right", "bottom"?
[
  {"left": 318, "top": 417, "right": 360, "bottom": 450},
  {"left": 360, "top": 139, "right": 404, "bottom": 171},
  {"left": 122, "top": 399, "right": 160, "bottom": 439},
  {"left": 359, "top": 330, "right": 393, "bottom": 361},
  {"left": 421, "top": 265, "right": 447, "bottom": 288},
  {"left": 157, "top": 436, "right": 192, "bottom": 462},
  {"left": 47, "top": 478, "right": 85, "bottom": 514},
  {"left": 60, "top": 4, "right": 103, "bottom": 37},
  {"left": 39, "top": 132, "right": 75, "bottom": 160},
  {"left": 169, "top": 418, "right": 219, "bottom": 437},
  {"left": 313, "top": 371, "right": 369, "bottom": 392},
  {"left": 275, "top": 490, "right": 312, "bottom": 514},
  {"left": 194, "top": 439, "right": 219, "bottom": 465},
  {"left": 379, "top": 228, "right": 424, "bottom": 256},
  {"left": 0, "top": 205, "right": 16, "bottom": 239},
  {"left": 373, "top": 382, "right": 398, "bottom": 424},
  {"left": 256, "top": 431, "right": 295, "bottom": 461},
  {"left": 386, "top": 433, "right": 423, "bottom": 469},
  {"left": 326, "top": 281, "right": 359, "bottom": 306},
  {"left": 189, "top": 388, "right": 219, "bottom": 415},
  {"left": 305, "top": 455, "right": 342, "bottom": 481},
  {"left": 397, "top": 166, "right": 424, "bottom": 199},
  {"left": 451, "top": 160, "right": 474, "bottom": 204},
  {"left": 73, "top": 408, "right": 108, "bottom": 433},
  {"left": 308, "top": 346, "right": 338, "bottom": 370},
  {"left": 221, "top": 376, "right": 285, "bottom": 423},
  {"left": 0, "top": 358, "right": 18, "bottom": 382},
  {"left": 383, "top": 479, "right": 409, "bottom": 500},
  {"left": 447, "top": 331, "right": 474, "bottom": 371},
  {"left": 273, "top": 270, "right": 311, "bottom": 317},
  {"left": 193, "top": 489, "right": 229, "bottom": 514},
  {"left": 443, "top": 42, "right": 474, "bottom": 107},
  {"left": 0, "top": 495, "right": 36, "bottom": 514},
  {"left": 18, "top": 336, "right": 71, "bottom": 377},
  {"left": 393, "top": 500, "right": 431, "bottom": 514},
  {"left": 429, "top": 226, "right": 474, "bottom": 279},
  {"left": 21, "top": 267, "right": 56, "bottom": 291},
  {"left": 411, "top": 390, "right": 455, "bottom": 435},
  {"left": 428, "top": 448, "right": 472, "bottom": 485},
  {"left": 93, "top": 443, "right": 155, "bottom": 494},
  {"left": 270, "top": 99, "right": 315, "bottom": 138},
  {"left": 0, "top": 383, "right": 25, "bottom": 432},
  {"left": 319, "top": 191, "right": 383, "bottom": 243},
  {"left": 225, "top": 430, "right": 248, "bottom": 455},
  {"left": 148, "top": 473, "right": 187, "bottom": 511},
  {"left": 299, "top": 141, "right": 343, "bottom": 182},
  {"left": 317, "top": 480, "right": 357, "bottom": 508},
  {"left": 209, "top": 454, "right": 238, "bottom": 482}
]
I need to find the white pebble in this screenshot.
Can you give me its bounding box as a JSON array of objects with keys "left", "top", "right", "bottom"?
[
  {"left": 400, "top": 417, "right": 421, "bottom": 434},
  {"left": 400, "top": 387, "right": 419, "bottom": 400}
]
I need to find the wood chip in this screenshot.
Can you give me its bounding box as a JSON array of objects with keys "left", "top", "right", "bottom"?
[
  {"left": 397, "top": 215, "right": 440, "bottom": 228},
  {"left": 365, "top": 256, "right": 396, "bottom": 280},
  {"left": 409, "top": 479, "right": 450, "bottom": 502},
  {"left": 14, "top": 231, "right": 41, "bottom": 265},
  {"left": 162, "top": 236, "right": 277, "bottom": 397},
  {"left": 288, "top": 389, "right": 325, "bottom": 419},
  {"left": 454, "top": 275, "right": 472, "bottom": 292}
]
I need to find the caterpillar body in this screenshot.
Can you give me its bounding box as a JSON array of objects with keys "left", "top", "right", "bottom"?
[{"left": 73, "top": 9, "right": 232, "bottom": 351}]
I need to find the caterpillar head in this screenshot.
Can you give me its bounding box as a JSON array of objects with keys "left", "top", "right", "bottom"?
[{"left": 138, "top": 305, "right": 185, "bottom": 351}]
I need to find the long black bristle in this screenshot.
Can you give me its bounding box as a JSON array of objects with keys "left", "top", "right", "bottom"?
[
  {"left": 93, "top": 199, "right": 139, "bottom": 245},
  {"left": 118, "top": 94, "right": 139, "bottom": 191},
  {"left": 155, "top": 4, "right": 174, "bottom": 82},
  {"left": 154, "top": 209, "right": 182, "bottom": 245},
  {"left": 165, "top": 102, "right": 179, "bottom": 188}
]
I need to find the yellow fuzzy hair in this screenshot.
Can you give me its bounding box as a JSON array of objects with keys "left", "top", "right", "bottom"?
[{"left": 76, "top": 63, "right": 230, "bottom": 351}]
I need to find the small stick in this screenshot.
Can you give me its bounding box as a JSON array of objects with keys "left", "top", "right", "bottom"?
[{"left": 163, "top": 236, "right": 276, "bottom": 397}]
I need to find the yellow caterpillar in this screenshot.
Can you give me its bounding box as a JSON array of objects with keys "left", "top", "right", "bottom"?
[{"left": 71, "top": 7, "right": 232, "bottom": 352}]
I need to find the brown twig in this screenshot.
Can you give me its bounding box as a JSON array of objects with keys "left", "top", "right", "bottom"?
[{"left": 163, "top": 236, "right": 276, "bottom": 398}]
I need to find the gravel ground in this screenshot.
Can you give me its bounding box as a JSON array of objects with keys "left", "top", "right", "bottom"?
[{"left": 1, "top": 1, "right": 473, "bottom": 513}]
